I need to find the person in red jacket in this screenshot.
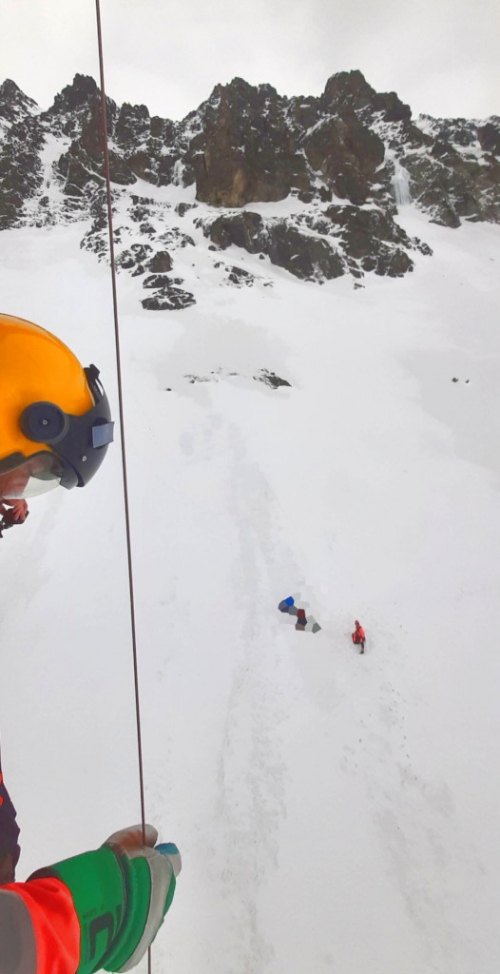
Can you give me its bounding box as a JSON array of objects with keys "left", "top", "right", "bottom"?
[{"left": 352, "top": 620, "right": 366, "bottom": 653}]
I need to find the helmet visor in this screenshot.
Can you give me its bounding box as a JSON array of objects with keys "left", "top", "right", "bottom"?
[{"left": 0, "top": 453, "right": 64, "bottom": 499}]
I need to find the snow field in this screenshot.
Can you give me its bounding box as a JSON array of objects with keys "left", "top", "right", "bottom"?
[{"left": 0, "top": 204, "right": 499, "bottom": 973}]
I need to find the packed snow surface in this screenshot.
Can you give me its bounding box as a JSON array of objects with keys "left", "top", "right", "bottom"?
[{"left": 0, "top": 197, "right": 499, "bottom": 974}]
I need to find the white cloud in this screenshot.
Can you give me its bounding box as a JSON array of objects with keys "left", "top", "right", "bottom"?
[{"left": 1, "top": 0, "right": 499, "bottom": 119}]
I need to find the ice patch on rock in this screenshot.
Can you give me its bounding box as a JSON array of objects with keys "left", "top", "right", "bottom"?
[{"left": 391, "top": 159, "right": 412, "bottom": 206}]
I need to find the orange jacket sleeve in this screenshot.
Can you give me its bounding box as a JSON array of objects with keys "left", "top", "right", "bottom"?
[{"left": 0, "top": 878, "right": 80, "bottom": 974}]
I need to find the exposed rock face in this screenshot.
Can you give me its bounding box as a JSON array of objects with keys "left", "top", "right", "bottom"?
[
  {"left": 206, "top": 211, "right": 265, "bottom": 253},
  {"left": 323, "top": 205, "right": 430, "bottom": 275},
  {"left": 141, "top": 278, "right": 195, "bottom": 311},
  {"left": 255, "top": 370, "right": 291, "bottom": 389},
  {"left": 206, "top": 211, "right": 345, "bottom": 281},
  {"left": 0, "top": 68, "right": 499, "bottom": 305},
  {"left": 0, "top": 80, "right": 44, "bottom": 228},
  {"left": 302, "top": 113, "right": 385, "bottom": 206},
  {"left": 80, "top": 189, "right": 197, "bottom": 307},
  {"left": 148, "top": 250, "right": 173, "bottom": 273},
  {"left": 204, "top": 203, "right": 426, "bottom": 280},
  {"left": 321, "top": 70, "right": 376, "bottom": 114},
  {"left": 371, "top": 111, "right": 500, "bottom": 227},
  {"left": 478, "top": 120, "right": 500, "bottom": 155},
  {"left": 0, "top": 79, "right": 38, "bottom": 125},
  {"left": 189, "top": 71, "right": 404, "bottom": 212},
  {"left": 190, "top": 78, "right": 311, "bottom": 206}
]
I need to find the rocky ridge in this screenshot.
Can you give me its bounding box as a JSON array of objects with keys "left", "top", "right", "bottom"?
[{"left": 0, "top": 71, "right": 498, "bottom": 309}]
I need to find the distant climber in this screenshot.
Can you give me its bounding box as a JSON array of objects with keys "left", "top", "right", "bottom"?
[{"left": 352, "top": 620, "right": 366, "bottom": 653}]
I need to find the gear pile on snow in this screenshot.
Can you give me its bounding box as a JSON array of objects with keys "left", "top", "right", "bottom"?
[{"left": 278, "top": 596, "right": 321, "bottom": 633}]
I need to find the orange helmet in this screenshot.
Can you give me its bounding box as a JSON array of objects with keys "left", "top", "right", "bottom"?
[{"left": 0, "top": 314, "right": 113, "bottom": 499}]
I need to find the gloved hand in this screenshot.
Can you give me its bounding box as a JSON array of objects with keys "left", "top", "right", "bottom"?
[
  {"left": 28, "top": 824, "right": 181, "bottom": 974},
  {"left": 1, "top": 499, "right": 29, "bottom": 526}
]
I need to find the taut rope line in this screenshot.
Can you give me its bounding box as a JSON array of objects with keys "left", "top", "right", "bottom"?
[{"left": 93, "top": 1, "right": 148, "bottom": 843}]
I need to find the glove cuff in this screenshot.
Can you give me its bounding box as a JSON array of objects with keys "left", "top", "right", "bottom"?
[
  {"left": 29, "top": 847, "right": 127, "bottom": 974},
  {"left": 101, "top": 855, "right": 151, "bottom": 972},
  {"left": 28, "top": 842, "right": 177, "bottom": 974}
]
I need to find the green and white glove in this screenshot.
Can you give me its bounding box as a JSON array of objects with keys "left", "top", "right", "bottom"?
[{"left": 29, "top": 824, "right": 181, "bottom": 974}]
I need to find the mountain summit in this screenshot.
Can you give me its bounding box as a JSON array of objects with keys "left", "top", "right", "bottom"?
[{"left": 0, "top": 69, "right": 498, "bottom": 307}]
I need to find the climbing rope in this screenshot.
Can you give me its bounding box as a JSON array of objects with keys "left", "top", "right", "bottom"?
[{"left": 94, "top": 0, "right": 149, "bottom": 890}]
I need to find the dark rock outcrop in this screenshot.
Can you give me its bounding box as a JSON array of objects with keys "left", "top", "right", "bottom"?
[
  {"left": 320, "top": 70, "right": 376, "bottom": 114},
  {"left": 302, "top": 113, "right": 385, "bottom": 205},
  {"left": 226, "top": 266, "right": 258, "bottom": 287},
  {"left": 0, "top": 116, "right": 44, "bottom": 228},
  {"left": 383, "top": 114, "right": 500, "bottom": 227},
  {"left": 0, "top": 80, "right": 43, "bottom": 228},
  {"left": 204, "top": 204, "right": 428, "bottom": 280},
  {"left": 205, "top": 211, "right": 345, "bottom": 280},
  {"left": 207, "top": 211, "right": 265, "bottom": 253},
  {"left": 478, "top": 119, "right": 500, "bottom": 155},
  {"left": 141, "top": 278, "right": 195, "bottom": 311},
  {"left": 0, "top": 79, "right": 38, "bottom": 125},
  {"left": 324, "top": 205, "right": 430, "bottom": 275},
  {"left": 0, "top": 68, "right": 498, "bottom": 298},
  {"left": 190, "top": 78, "right": 310, "bottom": 207},
  {"left": 255, "top": 370, "right": 291, "bottom": 389},
  {"left": 147, "top": 250, "right": 173, "bottom": 272},
  {"left": 265, "top": 223, "right": 344, "bottom": 280}
]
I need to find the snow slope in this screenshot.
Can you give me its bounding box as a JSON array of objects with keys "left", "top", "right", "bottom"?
[{"left": 0, "top": 199, "right": 499, "bottom": 974}]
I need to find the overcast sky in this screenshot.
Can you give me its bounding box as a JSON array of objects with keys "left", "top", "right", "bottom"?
[{"left": 2, "top": 0, "right": 499, "bottom": 121}]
